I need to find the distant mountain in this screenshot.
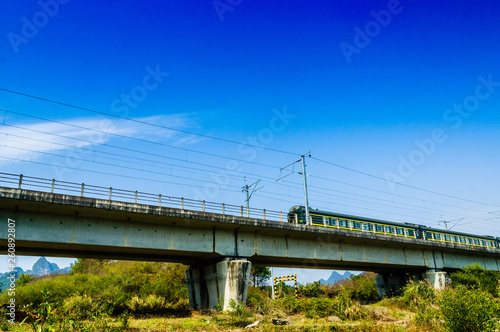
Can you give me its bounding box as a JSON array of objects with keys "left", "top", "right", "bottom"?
[
  {"left": 25, "top": 257, "right": 61, "bottom": 276},
  {"left": 0, "top": 257, "right": 71, "bottom": 292},
  {"left": 0, "top": 267, "right": 25, "bottom": 292},
  {"left": 319, "top": 271, "right": 353, "bottom": 285}
]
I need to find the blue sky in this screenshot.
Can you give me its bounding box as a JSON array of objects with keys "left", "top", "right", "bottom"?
[{"left": 1, "top": 1, "right": 500, "bottom": 282}]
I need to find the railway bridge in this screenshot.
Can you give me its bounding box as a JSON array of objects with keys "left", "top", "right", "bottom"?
[{"left": 0, "top": 173, "right": 499, "bottom": 310}]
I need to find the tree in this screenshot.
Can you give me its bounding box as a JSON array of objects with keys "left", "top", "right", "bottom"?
[{"left": 250, "top": 267, "right": 271, "bottom": 288}]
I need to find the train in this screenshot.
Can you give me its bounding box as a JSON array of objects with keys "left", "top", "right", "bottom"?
[{"left": 287, "top": 206, "right": 500, "bottom": 250}]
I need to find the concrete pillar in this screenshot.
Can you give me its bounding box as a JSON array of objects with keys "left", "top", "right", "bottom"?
[
  {"left": 185, "top": 259, "right": 251, "bottom": 311},
  {"left": 422, "top": 270, "right": 447, "bottom": 292},
  {"left": 217, "top": 259, "right": 251, "bottom": 311},
  {"left": 185, "top": 267, "right": 205, "bottom": 309},
  {"left": 374, "top": 274, "right": 387, "bottom": 298},
  {"left": 204, "top": 264, "right": 220, "bottom": 309}
]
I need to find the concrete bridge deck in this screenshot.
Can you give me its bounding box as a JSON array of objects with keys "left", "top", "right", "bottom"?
[{"left": 0, "top": 186, "right": 498, "bottom": 273}]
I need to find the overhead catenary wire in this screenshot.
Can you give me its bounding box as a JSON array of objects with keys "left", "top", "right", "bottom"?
[
  {"left": 0, "top": 110, "right": 284, "bottom": 170},
  {"left": 0, "top": 122, "right": 494, "bottom": 224},
  {"left": 311, "top": 157, "right": 500, "bottom": 208},
  {"left": 2, "top": 104, "right": 498, "bottom": 211},
  {"left": 0, "top": 155, "right": 242, "bottom": 193},
  {"left": 0, "top": 89, "right": 298, "bottom": 156}
]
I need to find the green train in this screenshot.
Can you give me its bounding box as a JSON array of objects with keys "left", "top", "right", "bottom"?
[{"left": 287, "top": 206, "right": 500, "bottom": 250}]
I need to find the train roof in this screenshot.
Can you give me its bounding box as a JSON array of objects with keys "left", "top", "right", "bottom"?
[{"left": 288, "top": 206, "right": 495, "bottom": 240}]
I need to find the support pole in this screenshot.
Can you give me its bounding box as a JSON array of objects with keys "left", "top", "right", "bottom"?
[
  {"left": 271, "top": 267, "right": 275, "bottom": 299},
  {"left": 301, "top": 154, "right": 310, "bottom": 225}
]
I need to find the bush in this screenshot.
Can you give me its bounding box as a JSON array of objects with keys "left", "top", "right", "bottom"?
[
  {"left": 449, "top": 264, "right": 500, "bottom": 297},
  {"left": 246, "top": 287, "right": 271, "bottom": 314},
  {"left": 401, "top": 279, "right": 435, "bottom": 311},
  {"left": 269, "top": 294, "right": 366, "bottom": 321},
  {"left": 324, "top": 273, "right": 380, "bottom": 303},
  {"left": 438, "top": 285, "right": 499, "bottom": 332},
  {"left": 300, "top": 281, "right": 324, "bottom": 298},
  {"left": 271, "top": 296, "right": 305, "bottom": 315},
  {"left": 63, "top": 294, "right": 103, "bottom": 319}
]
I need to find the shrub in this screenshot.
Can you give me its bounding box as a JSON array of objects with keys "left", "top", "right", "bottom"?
[
  {"left": 401, "top": 279, "right": 435, "bottom": 311},
  {"left": 128, "top": 294, "right": 166, "bottom": 314},
  {"left": 271, "top": 296, "right": 305, "bottom": 315},
  {"left": 246, "top": 287, "right": 271, "bottom": 315},
  {"left": 324, "top": 273, "right": 380, "bottom": 303},
  {"left": 438, "top": 285, "right": 499, "bottom": 332},
  {"left": 305, "top": 297, "right": 341, "bottom": 319},
  {"left": 449, "top": 264, "right": 500, "bottom": 297},
  {"left": 228, "top": 299, "right": 252, "bottom": 326},
  {"left": 63, "top": 294, "right": 101, "bottom": 319},
  {"left": 300, "top": 281, "right": 324, "bottom": 298}
]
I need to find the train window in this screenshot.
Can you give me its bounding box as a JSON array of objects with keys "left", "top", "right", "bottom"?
[
  {"left": 444, "top": 235, "right": 451, "bottom": 241},
  {"left": 466, "top": 238, "right": 473, "bottom": 245},
  {"left": 473, "top": 239, "right": 480, "bottom": 245},
  {"left": 339, "top": 219, "right": 347, "bottom": 228},
  {"left": 452, "top": 236, "right": 459, "bottom": 243},
  {"left": 376, "top": 225, "right": 384, "bottom": 233},
  {"left": 384, "top": 226, "right": 390, "bottom": 233},
  {"left": 434, "top": 233, "right": 441, "bottom": 240},
  {"left": 488, "top": 241, "right": 494, "bottom": 247},
  {"left": 362, "top": 223, "right": 370, "bottom": 231},
  {"left": 311, "top": 215, "right": 323, "bottom": 225},
  {"left": 407, "top": 229, "right": 415, "bottom": 237},
  {"left": 481, "top": 240, "right": 487, "bottom": 246},
  {"left": 353, "top": 222, "right": 362, "bottom": 230},
  {"left": 396, "top": 228, "right": 404, "bottom": 235},
  {"left": 459, "top": 237, "right": 466, "bottom": 244}
]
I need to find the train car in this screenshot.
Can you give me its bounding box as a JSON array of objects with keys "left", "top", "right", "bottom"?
[{"left": 287, "top": 206, "right": 499, "bottom": 250}]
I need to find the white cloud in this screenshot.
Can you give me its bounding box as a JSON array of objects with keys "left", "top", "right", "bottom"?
[{"left": 0, "top": 114, "right": 200, "bottom": 165}]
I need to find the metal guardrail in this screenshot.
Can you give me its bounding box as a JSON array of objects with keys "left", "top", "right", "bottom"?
[{"left": 0, "top": 173, "right": 285, "bottom": 222}]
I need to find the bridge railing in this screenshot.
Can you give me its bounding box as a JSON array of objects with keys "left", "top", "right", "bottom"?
[{"left": 0, "top": 172, "right": 286, "bottom": 222}]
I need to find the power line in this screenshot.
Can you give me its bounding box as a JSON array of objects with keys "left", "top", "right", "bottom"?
[
  {"left": 1, "top": 145, "right": 245, "bottom": 190},
  {"left": 0, "top": 155, "right": 242, "bottom": 193},
  {"left": 2, "top": 105, "right": 498, "bottom": 220},
  {"left": 0, "top": 89, "right": 297, "bottom": 156},
  {"left": 311, "top": 157, "right": 500, "bottom": 208},
  {"left": 0, "top": 124, "right": 492, "bottom": 224},
  {"left": 1, "top": 110, "right": 284, "bottom": 170},
  {"left": 309, "top": 174, "right": 487, "bottom": 214}
]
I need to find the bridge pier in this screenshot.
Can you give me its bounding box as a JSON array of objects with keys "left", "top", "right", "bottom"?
[
  {"left": 185, "top": 258, "right": 251, "bottom": 311},
  {"left": 375, "top": 270, "right": 447, "bottom": 297},
  {"left": 422, "top": 269, "right": 447, "bottom": 291}
]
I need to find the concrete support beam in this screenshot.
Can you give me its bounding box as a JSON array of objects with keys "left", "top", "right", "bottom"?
[{"left": 186, "top": 259, "right": 251, "bottom": 311}]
